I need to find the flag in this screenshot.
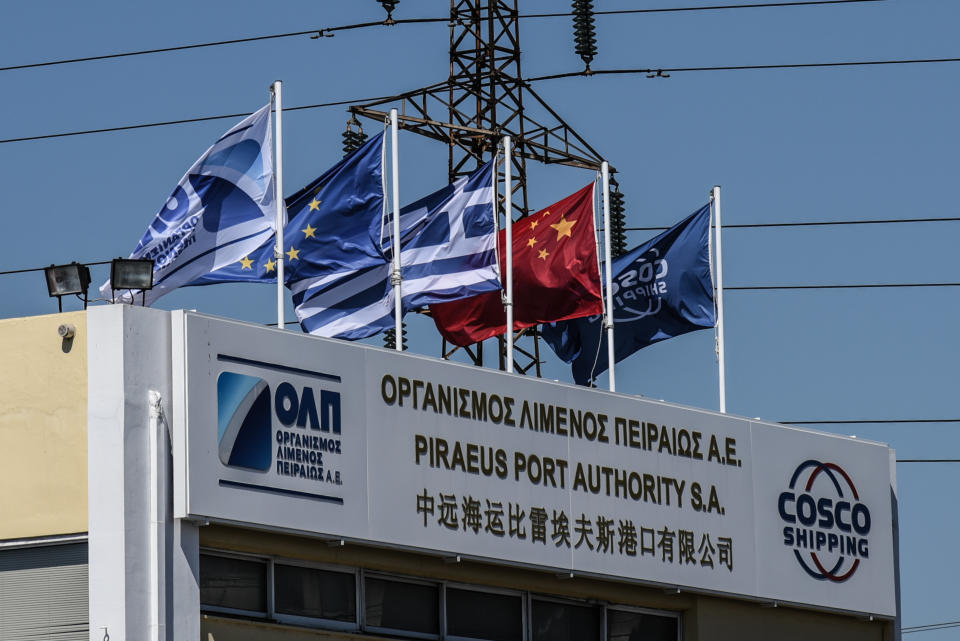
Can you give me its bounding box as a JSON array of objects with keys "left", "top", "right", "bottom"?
[
  {"left": 291, "top": 160, "right": 501, "bottom": 340},
  {"left": 100, "top": 104, "right": 277, "bottom": 304},
  {"left": 394, "top": 160, "right": 501, "bottom": 309},
  {"left": 201, "top": 130, "right": 389, "bottom": 286},
  {"left": 541, "top": 203, "right": 715, "bottom": 385},
  {"left": 430, "top": 182, "right": 603, "bottom": 347}
]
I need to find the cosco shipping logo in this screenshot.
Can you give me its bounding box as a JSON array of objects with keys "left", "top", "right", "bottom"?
[{"left": 778, "top": 460, "right": 871, "bottom": 582}]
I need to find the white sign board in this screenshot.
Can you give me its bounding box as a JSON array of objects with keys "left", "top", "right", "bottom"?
[{"left": 172, "top": 312, "right": 897, "bottom": 617}]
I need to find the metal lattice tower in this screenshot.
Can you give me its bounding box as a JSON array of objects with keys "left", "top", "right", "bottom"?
[{"left": 352, "top": 0, "right": 611, "bottom": 375}]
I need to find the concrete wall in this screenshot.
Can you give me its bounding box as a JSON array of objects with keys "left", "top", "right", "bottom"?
[{"left": 0, "top": 311, "right": 88, "bottom": 540}]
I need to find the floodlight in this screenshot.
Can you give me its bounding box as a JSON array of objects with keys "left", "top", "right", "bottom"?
[
  {"left": 110, "top": 257, "right": 155, "bottom": 305},
  {"left": 44, "top": 263, "right": 91, "bottom": 312}
]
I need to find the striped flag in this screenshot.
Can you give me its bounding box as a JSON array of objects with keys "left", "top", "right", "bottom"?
[{"left": 291, "top": 161, "right": 501, "bottom": 340}]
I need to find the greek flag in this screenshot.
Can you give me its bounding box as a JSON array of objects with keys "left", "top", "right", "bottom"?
[
  {"left": 292, "top": 161, "right": 501, "bottom": 340},
  {"left": 100, "top": 104, "right": 277, "bottom": 304}
]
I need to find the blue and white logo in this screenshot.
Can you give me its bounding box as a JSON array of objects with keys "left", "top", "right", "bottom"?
[{"left": 217, "top": 371, "right": 272, "bottom": 471}]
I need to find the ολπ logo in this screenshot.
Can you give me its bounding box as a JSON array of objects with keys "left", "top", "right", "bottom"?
[
  {"left": 217, "top": 371, "right": 272, "bottom": 471},
  {"left": 777, "top": 460, "right": 872, "bottom": 582}
]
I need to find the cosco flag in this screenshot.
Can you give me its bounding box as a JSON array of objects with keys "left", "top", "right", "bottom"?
[
  {"left": 100, "top": 103, "right": 277, "bottom": 305},
  {"left": 542, "top": 203, "right": 715, "bottom": 385}
]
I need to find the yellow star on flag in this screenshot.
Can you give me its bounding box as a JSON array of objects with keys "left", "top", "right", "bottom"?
[
  {"left": 302, "top": 223, "right": 317, "bottom": 239},
  {"left": 308, "top": 199, "right": 322, "bottom": 212},
  {"left": 527, "top": 237, "right": 538, "bottom": 248},
  {"left": 530, "top": 219, "right": 539, "bottom": 230},
  {"left": 264, "top": 258, "right": 276, "bottom": 273},
  {"left": 286, "top": 246, "right": 300, "bottom": 261},
  {"left": 538, "top": 248, "right": 549, "bottom": 260},
  {"left": 238, "top": 256, "right": 254, "bottom": 270},
  {"left": 550, "top": 216, "right": 577, "bottom": 241}
]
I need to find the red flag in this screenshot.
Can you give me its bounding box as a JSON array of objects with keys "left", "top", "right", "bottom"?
[{"left": 431, "top": 182, "right": 603, "bottom": 346}]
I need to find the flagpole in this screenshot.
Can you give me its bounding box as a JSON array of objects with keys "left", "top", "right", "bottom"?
[
  {"left": 503, "top": 136, "right": 514, "bottom": 373},
  {"left": 272, "top": 80, "right": 285, "bottom": 329},
  {"left": 390, "top": 108, "right": 402, "bottom": 351},
  {"left": 712, "top": 185, "right": 727, "bottom": 413},
  {"left": 600, "top": 161, "right": 615, "bottom": 392}
]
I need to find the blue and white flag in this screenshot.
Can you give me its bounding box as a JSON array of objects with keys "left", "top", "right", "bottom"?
[
  {"left": 292, "top": 161, "right": 501, "bottom": 340},
  {"left": 541, "top": 203, "right": 715, "bottom": 385},
  {"left": 100, "top": 104, "right": 277, "bottom": 304}
]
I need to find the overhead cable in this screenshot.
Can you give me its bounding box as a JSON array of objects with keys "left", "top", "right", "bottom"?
[
  {"left": 527, "top": 57, "right": 960, "bottom": 82},
  {"left": 0, "top": 0, "right": 885, "bottom": 74},
  {"left": 627, "top": 216, "right": 960, "bottom": 232},
  {"left": 903, "top": 619, "right": 960, "bottom": 633},
  {"left": 0, "top": 93, "right": 401, "bottom": 145}
]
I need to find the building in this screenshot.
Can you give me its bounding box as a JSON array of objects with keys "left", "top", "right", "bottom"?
[{"left": 0, "top": 305, "right": 900, "bottom": 641}]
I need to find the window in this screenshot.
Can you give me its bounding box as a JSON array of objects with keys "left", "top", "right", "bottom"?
[
  {"left": 607, "top": 608, "right": 679, "bottom": 641},
  {"left": 275, "top": 563, "right": 356, "bottom": 623},
  {"left": 199, "top": 554, "right": 267, "bottom": 614},
  {"left": 446, "top": 587, "right": 523, "bottom": 641},
  {"left": 364, "top": 576, "right": 440, "bottom": 637},
  {"left": 198, "top": 549, "right": 681, "bottom": 641},
  {"left": 531, "top": 598, "right": 602, "bottom": 641}
]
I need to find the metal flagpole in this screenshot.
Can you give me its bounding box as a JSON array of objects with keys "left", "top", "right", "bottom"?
[
  {"left": 712, "top": 186, "right": 727, "bottom": 413},
  {"left": 390, "top": 108, "right": 402, "bottom": 351},
  {"left": 504, "top": 136, "right": 514, "bottom": 373},
  {"left": 271, "top": 80, "right": 285, "bottom": 329},
  {"left": 601, "top": 162, "right": 615, "bottom": 392}
]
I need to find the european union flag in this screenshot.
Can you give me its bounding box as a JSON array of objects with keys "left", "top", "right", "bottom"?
[
  {"left": 100, "top": 104, "right": 278, "bottom": 304},
  {"left": 200, "top": 130, "right": 386, "bottom": 285},
  {"left": 542, "top": 203, "right": 715, "bottom": 385}
]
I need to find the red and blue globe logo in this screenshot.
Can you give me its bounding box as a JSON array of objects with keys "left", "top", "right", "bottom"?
[{"left": 778, "top": 460, "right": 871, "bottom": 582}]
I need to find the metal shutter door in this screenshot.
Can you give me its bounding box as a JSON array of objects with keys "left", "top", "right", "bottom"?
[{"left": 0, "top": 543, "right": 88, "bottom": 640}]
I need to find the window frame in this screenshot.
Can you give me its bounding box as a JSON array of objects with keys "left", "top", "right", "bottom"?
[
  {"left": 197, "top": 549, "right": 270, "bottom": 620},
  {"left": 361, "top": 570, "right": 443, "bottom": 640},
  {"left": 198, "top": 548, "right": 682, "bottom": 641},
  {"left": 444, "top": 581, "right": 527, "bottom": 641},
  {"left": 605, "top": 603, "right": 683, "bottom": 641},
  {"left": 271, "top": 559, "right": 360, "bottom": 632},
  {"left": 528, "top": 593, "right": 605, "bottom": 641}
]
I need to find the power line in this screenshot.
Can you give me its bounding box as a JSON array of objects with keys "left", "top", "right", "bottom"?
[
  {"left": 727, "top": 283, "right": 960, "bottom": 291},
  {"left": 5, "top": 50, "right": 958, "bottom": 146},
  {"left": 0, "top": 94, "right": 400, "bottom": 145},
  {"left": 527, "top": 57, "right": 960, "bottom": 82},
  {"left": 0, "top": 260, "right": 112, "bottom": 277},
  {"left": 522, "top": 0, "right": 886, "bottom": 18},
  {"left": 627, "top": 216, "right": 960, "bottom": 232},
  {"left": 0, "top": 30, "right": 325, "bottom": 73},
  {"left": 0, "top": 1, "right": 884, "bottom": 75},
  {"left": 784, "top": 419, "right": 960, "bottom": 425},
  {"left": 903, "top": 620, "right": 960, "bottom": 633}
]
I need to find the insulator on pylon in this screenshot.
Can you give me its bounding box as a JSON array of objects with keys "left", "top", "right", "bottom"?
[
  {"left": 609, "top": 184, "right": 628, "bottom": 258},
  {"left": 377, "top": 0, "right": 399, "bottom": 24},
  {"left": 572, "top": 0, "right": 598, "bottom": 72},
  {"left": 342, "top": 115, "right": 369, "bottom": 157},
  {"left": 383, "top": 324, "right": 408, "bottom": 351}
]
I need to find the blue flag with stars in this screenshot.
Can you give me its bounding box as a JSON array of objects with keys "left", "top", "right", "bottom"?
[{"left": 196, "top": 131, "right": 386, "bottom": 285}]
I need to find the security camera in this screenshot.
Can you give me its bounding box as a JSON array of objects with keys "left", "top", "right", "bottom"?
[{"left": 58, "top": 324, "right": 76, "bottom": 339}]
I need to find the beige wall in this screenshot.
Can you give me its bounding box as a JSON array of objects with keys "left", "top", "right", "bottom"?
[
  {"left": 0, "top": 312, "right": 88, "bottom": 539},
  {"left": 200, "top": 525, "right": 891, "bottom": 641}
]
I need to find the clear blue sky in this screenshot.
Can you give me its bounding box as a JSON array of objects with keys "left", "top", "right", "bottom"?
[{"left": 1, "top": 0, "right": 957, "bottom": 635}]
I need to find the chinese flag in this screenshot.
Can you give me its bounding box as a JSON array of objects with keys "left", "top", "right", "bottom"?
[{"left": 430, "top": 182, "right": 603, "bottom": 346}]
